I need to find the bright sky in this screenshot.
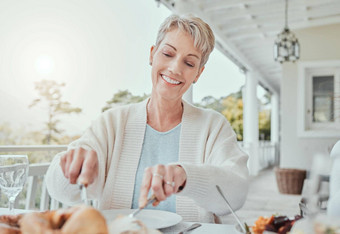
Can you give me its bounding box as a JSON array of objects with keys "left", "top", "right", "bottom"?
[{"left": 0, "top": 0, "right": 246, "bottom": 135}]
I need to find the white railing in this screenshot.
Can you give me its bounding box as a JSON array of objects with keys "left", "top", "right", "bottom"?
[
  {"left": 238, "top": 140, "right": 279, "bottom": 171},
  {"left": 0, "top": 145, "right": 67, "bottom": 152},
  {"left": 258, "top": 141, "right": 278, "bottom": 168}
]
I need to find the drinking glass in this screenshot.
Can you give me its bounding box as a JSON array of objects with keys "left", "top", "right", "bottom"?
[
  {"left": 300, "top": 154, "right": 332, "bottom": 217},
  {"left": 0, "top": 155, "right": 29, "bottom": 213},
  {"left": 294, "top": 155, "right": 335, "bottom": 234}
]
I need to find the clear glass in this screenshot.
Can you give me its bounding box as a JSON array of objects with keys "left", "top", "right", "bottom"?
[
  {"left": 302, "top": 154, "right": 332, "bottom": 217},
  {"left": 296, "top": 154, "right": 334, "bottom": 233},
  {"left": 0, "top": 155, "right": 29, "bottom": 213}
]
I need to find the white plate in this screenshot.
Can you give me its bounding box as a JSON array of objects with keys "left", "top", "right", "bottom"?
[{"left": 101, "top": 209, "right": 182, "bottom": 229}]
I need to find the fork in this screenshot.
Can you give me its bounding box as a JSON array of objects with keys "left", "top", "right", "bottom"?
[
  {"left": 177, "top": 223, "right": 202, "bottom": 234},
  {"left": 129, "top": 194, "right": 157, "bottom": 218}
]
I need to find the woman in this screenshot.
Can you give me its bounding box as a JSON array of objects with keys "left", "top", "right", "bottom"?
[{"left": 46, "top": 14, "right": 249, "bottom": 223}]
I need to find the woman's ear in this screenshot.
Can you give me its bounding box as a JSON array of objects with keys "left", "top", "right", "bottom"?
[
  {"left": 194, "top": 66, "right": 205, "bottom": 83},
  {"left": 149, "top": 45, "right": 156, "bottom": 66}
]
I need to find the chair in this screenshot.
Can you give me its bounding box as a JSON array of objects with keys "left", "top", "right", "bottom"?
[
  {"left": 25, "top": 163, "right": 97, "bottom": 211},
  {"left": 26, "top": 163, "right": 66, "bottom": 211}
]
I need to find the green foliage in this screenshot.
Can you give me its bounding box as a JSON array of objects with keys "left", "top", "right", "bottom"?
[
  {"left": 0, "top": 122, "right": 43, "bottom": 145},
  {"left": 0, "top": 122, "right": 17, "bottom": 145},
  {"left": 221, "top": 93, "right": 244, "bottom": 140},
  {"left": 195, "top": 96, "right": 224, "bottom": 112},
  {"left": 195, "top": 90, "right": 244, "bottom": 140},
  {"left": 29, "top": 80, "right": 82, "bottom": 144},
  {"left": 195, "top": 89, "right": 271, "bottom": 141},
  {"left": 102, "top": 90, "right": 149, "bottom": 112},
  {"left": 259, "top": 109, "right": 271, "bottom": 140}
]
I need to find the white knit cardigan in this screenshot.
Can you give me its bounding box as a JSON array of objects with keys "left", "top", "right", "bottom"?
[{"left": 46, "top": 99, "right": 249, "bottom": 223}]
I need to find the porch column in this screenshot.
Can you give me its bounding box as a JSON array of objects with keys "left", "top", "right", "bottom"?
[
  {"left": 271, "top": 92, "right": 280, "bottom": 163},
  {"left": 243, "top": 71, "right": 260, "bottom": 176}
]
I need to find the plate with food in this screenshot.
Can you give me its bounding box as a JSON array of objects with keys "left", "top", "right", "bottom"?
[
  {"left": 0, "top": 205, "right": 109, "bottom": 234},
  {"left": 290, "top": 214, "right": 340, "bottom": 234},
  {"left": 0, "top": 205, "right": 165, "bottom": 234},
  {"left": 101, "top": 209, "right": 182, "bottom": 229},
  {"left": 248, "top": 214, "right": 303, "bottom": 234}
]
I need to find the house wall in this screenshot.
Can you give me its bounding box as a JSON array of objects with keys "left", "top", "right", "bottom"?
[{"left": 281, "top": 23, "right": 340, "bottom": 169}]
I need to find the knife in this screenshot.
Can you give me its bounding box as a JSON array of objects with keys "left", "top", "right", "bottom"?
[{"left": 78, "top": 182, "right": 90, "bottom": 205}]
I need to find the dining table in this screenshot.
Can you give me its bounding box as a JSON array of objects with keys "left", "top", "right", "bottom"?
[{"left": 0, "top": 208, "right": 242, "bottom": 234}]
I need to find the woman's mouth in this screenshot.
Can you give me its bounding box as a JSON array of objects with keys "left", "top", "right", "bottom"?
[{"left": 161, "top": 75, "right": 181, "bottom": 85}]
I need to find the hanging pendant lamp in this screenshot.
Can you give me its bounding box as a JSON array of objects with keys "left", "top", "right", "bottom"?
[{"left": 274, "top": 0, "right": 300, "bottom": 63}]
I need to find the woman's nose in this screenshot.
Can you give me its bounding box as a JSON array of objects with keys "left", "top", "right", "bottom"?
[{"left": 168, "top": 58, "right": 182, "bottom": 75}]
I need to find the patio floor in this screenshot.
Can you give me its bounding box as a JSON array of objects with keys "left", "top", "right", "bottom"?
[{"left": 221, "top": 167, "right": 302, "bottom": 225}]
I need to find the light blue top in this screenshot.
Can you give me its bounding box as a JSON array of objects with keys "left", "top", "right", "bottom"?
[{"left": 131, "top": 123, "right": 181, "bottom": 213}]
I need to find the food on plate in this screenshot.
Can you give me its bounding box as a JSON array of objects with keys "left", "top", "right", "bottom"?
[
  {"left": 314, "top": 219, "right": 340, "bottom": 234},
  {"left": 20, "top": 205, "right": 108, "bottom": 234},
  {"left": 0, "top": 206, "right": 163, "bottom": 234},
  {"left": 290, "top": 214, "right": 340, "bottom": 234},
  {"left": 0, "top": 214, "right": 23, "bottom": 234},
  {"left": 252, "top": 215, "right": 302, "bottom": 234},
  {"left": 109, "top": 215, "right": 161, "bottom": 234},
  {"left": 0, "top": 205, "right": 108, "bottom": 234},
  {"left": 0, "top": 222, "right": 21, "bottom": 234},
  {"left": 244, "top": 223, "right": 251, "bottom": 234},
  {"left": 252, "top": 215, "right": 274, "bottom": 234}
]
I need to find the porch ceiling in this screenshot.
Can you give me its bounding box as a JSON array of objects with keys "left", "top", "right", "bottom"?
[{"left": 160, "top": 0, "right": 340, "bottom": 93}]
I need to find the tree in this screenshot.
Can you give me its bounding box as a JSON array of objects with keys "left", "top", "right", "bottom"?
[
  {"left": 194, "top": 95, "right": 224, "bottom": 112},
  {"left": 258, "top": 91, "right": 271, "bottom": 140},
  {"left": 259, "top": 109, "right": 271, "bottom": 140},
  {"left": 29, "top": 80, "right": 82, "bottom": 144},
  {"left": 0, "top": 122, "right": 16, "bottom": 145},
  {"left": 221, "top": 91, "right": 244, "bottom": 141},
  {"left": 196, "top": 88, "right": 271, "bottom": 141},
  {"left": 102, "top": 90, "right": 149, "bottom": 112}
]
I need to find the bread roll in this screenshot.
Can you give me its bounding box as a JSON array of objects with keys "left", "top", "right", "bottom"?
[
  {"left": 19, "top": 205, "right": 108, "bottom": 234},
  {"left": 62, "top": 206, "right": 108, "bottom": 234}
]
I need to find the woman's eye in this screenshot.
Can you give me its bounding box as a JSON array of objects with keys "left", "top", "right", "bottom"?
[
  {"left": 186, "top": 62, "right": 194, "bottom": 67},
  {"left": 163, "top": 53, "right": 171, "bottom": 57}
]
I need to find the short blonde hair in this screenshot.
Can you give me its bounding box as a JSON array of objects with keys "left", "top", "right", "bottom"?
[{"left": 155, "top": 14, "right": 215, "bottom": 68}]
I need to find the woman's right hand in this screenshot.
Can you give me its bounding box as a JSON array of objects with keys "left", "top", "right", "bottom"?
[{"left": 59, "top": 147, "right": 98, "bottom": 186}]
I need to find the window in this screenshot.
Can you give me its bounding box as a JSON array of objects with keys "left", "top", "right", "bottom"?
[
  {"left": 312, "top": 75, "right": 334, "bottom": 123},
  {"left": 298, "top": 61, "right": 340, "bottom": 137}
]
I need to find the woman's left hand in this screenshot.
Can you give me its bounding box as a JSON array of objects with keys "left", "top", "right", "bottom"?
[{"left": 139, "top": 164, "right": 187, "bottom": 208}]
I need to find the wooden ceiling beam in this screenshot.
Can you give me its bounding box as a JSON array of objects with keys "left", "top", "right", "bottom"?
[
  {"left": 199, "top": 0, "right": 338, "bottom": 13},
  {"left": 292, "top": 15, "right": 340, "bottom": 29}
]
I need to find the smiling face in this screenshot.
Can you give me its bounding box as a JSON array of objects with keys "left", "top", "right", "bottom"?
[{"left": 149, "top": 28, "right": 205, "bottom": 102}]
